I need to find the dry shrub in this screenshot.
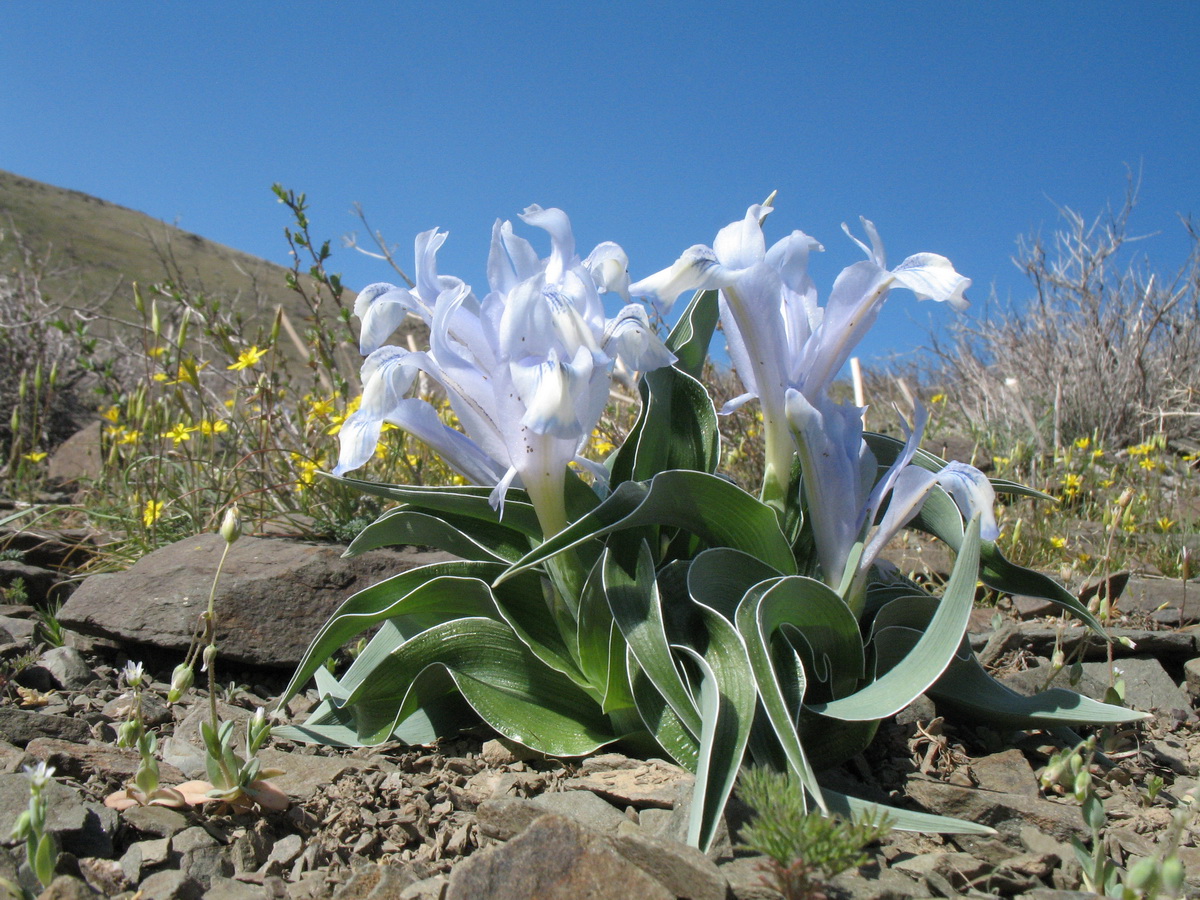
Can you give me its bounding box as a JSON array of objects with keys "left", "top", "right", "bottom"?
[{"left": 924, "top": 184, "right": 1200, "bottom": 453}]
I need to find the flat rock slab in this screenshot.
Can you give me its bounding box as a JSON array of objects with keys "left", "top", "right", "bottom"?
[
  {"left": 58, "top": 534, "right": 453, "bottom": 669},
  {"left": 564, "top": 756, "right": 693, "bottom": 808},
  {"left": 446, "top": 813, "right": 673, "bottom": 900}
]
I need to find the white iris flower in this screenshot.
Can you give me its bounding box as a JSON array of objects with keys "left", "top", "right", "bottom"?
[
  {"left": 335, "top": 206, "right": 675, "bottom": 536},
  {"left": 633, "top": 204, "right": 995, "bottom": 597}
]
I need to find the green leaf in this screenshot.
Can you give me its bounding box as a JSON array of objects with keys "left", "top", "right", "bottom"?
[
  {"left": 875, "top": 625, "right": 1146, "bottom": 727},
  {"left": 323, "top": 475, "right": 545, "bottom": 536},
  {"left": 687, "top": 548, "right": 782, "bottom": 621},
  {"left": 345, "top": 508, "right": 531, "bottom": 563},
  {"left": 339, "top": 617, "right": 618, "bottom": 754},
  {"left": 812, "top": 516, "right": 981, "bottom": 721},
  {"left": 628, "top": 650, "right": 699, "bottom": 769},
  {"left": 280, "top": 560, "right": 508, "bottom": 707},
  {"left": 666, "top": 289, "right": 720, "bottom": 379},
  {"left": 500, "top": 471, "right": 797, "bottom": 585},
  {"left": 603, "top": 538, "right": 702, "bottom": 738},
  {"left": 609, "top": 365, "right": 720, "bottom": 485},
  {"left": 823, "top": 789, "right": 996, "bottom": 835}
]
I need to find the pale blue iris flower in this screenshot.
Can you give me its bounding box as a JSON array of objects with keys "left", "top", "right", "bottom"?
[
  {"left": 335, "top": 206, "right": 676, "bottom": 536},
  {"left": 632, "top": 205, "right": 995, "bottom": 597}
]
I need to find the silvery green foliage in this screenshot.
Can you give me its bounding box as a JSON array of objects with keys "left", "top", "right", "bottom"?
[{"left": 278, "top": 206, "right": 1143, "bottom": 852}]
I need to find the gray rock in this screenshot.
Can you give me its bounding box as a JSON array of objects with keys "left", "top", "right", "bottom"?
[
  {"left": 1184, "top": 657, "right": 1200, "bottom": 698},
  {"left": 445, "top": 813, "right": 673, "bottom": 900},
  {"left": 47, "top": 421, "right": 103, "bottom": 486},
  {"left": 174, "top": 825, "right": 233, "bottom": 887},
  {"left": 1081, "top": 657, "right": 1194, "bottom": 721},
  {"left": 718, "top": 856, "right": 779, "bottom": 900},
  {"left": 135, "top": 868, "right": 203, "bottom": 900},
  {"left": 0, "top": 560, "right": 61, "bottom": 606},
  {"left": 119, "top": 836, "right": 171, "bottom": 884},
  {"left": 0, "top": 613, "right": 37, "bottom": 643},
  {"left": 265, "top": 834, "right": 304, "bottom": 868},
  {"left": 563, "top": 757, "right": 693, "bottom": 809},
  {"left": 398, "top": 875, "right": 448, "bottom": 900},
  {"left": 120, "top": 805, "right": 190, "bottom": 839},
  {"left": 607, "top": 830, "right": 727, "bottom": 900},
  {"left": 58, "top": 534, "right": 453, "bottom": 668},
  {"left": 33, "top": 875, "right": 101, "bottom": 899},
  {"left": 0, "top": 707, "right": 92, "bottom": 747},
  {"left": 892, "top": 850, "right": 990, "bottom": 891},
  {"left": 828, "top": 860, "right": 925, "bottom": 899},
  {"left": 1012, "top": 625, "right": 1196, "bottom": 662},
  {"left": 25, "top": 738, "right": 185, "bottom": 785},
  {"left": 202, "top": 877, "right": 267, "bottom": 900},
  {"left": 257, "top": 748, "right": 366, "bottom": 802},
  {"left": 0, "top": 772, "right": 116, "bottom": 858},
  {"left": 476, "top": 791, "right": 629, "bottom": 841},
  {"left": 906, "top": 775, "right": 1085, "bottom": 843},
  {"left": 332, "top": 862, "right": 421, "bottom": 899}
]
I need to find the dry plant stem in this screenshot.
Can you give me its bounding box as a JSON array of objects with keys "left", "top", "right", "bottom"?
[{"left": 204, "top": 538, "right": 233, "bottom": 738}]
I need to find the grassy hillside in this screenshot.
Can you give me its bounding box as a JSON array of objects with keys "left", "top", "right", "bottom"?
[{"left": 0, "top": 169, "right": 301, "bottom": 318}]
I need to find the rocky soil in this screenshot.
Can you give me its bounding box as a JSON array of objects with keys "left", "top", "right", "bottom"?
[{"left": 2, "top": 522, "right": 1200, "bottom": 899}]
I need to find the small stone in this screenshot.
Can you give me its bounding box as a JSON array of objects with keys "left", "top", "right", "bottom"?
[
  {"left": 607, "top": 830, "right": 726, "bottom": 900},
  {"left": 36, "top": 647, "right": 95, "bottom": 690},
  {"left": 266, "top": 834, "right": 304, "bottom": 868},
  {"left": 446, "top": 813, "right": 672, "bottom": 900},
  {"left": 332, "top": 862, "right": 420, "bottom": 899},
  {"left": 25, "top": 737, "right": 186, "bottom": 784},
  {"left": 136, "top": 868, "right": 203, "bottom": 900},
  {"left": 202, "top": 877, "right": 266, "bottom": 900},
  {"left": 718, "top": 856, "right": 780, "bottom": 900},
  {"left": 174, "top": 825, "right": 233, "bottom": 887},
  {"left": 255, "top": 747, "right": 364, "bottom": 801},
  {"left": 1184, "top": 658, "right": 1200, "bottom": 698},
  {"left": 33, "top": 875, "right": 100, "bottom": 899},
  {"left": 398, "top": 874, "right": 448, "bottom": 900},
  {"left": 0, "top": 707, "right": 91, "bottom": 747},
  {"left": 893, "top": 850, "right": 990, "bottom": 890},
  {"left": 121, "top": 805, "right": 190, "bottom": 838},
  {"left": 76, "top": 857, "right": 129, "bottom": 896},
  {"left": 562, "top": 758, "right": 693, "bottom": 808}
]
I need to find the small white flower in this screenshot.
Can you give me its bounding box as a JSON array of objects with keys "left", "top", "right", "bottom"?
[
  {"left": 122, "top": 660, "right": 145, "bottom": 689},
  {"left": 23, "top": 761, "right": 55, "bottom": 789}
]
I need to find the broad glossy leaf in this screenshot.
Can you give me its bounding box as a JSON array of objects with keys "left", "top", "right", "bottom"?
[
  {"left": 609, "top": 365, "right": 720, "bottom": 485},
  {"left": 499, "top": 471, "right": 797, "bottom": 585},
  {"left": 281, "top": 560, "right": 508, "bottom": 706},
  {"left": 824, "top": 788, "right": 996, "bottom": 835},
  {"left": 628, "top": 650, "right": 699, "bottom": 770},
  {"left": 666, "top": 288, "right": 720, "bottom": 379},
  {"left": 603, "top": 538, "right": 701, "bottom": 738},
  {"left": 323, "top": 475, "right": 544, "bottom": 536},
  {"left": 910, "top": 486, "right": 1106, "bottom": 634},
  {"left": 812, "top": 516, "right": 981, "bottom": 721},
  {"left": 873, "top": 624, "right": 1148, "bottom": 728},
  {"left": 340, "top": 617, "right": 618, "bottom": 754},
  {"left": 687, "top": 548, "right": 782, "bottom": 621},
  {"left": 346, "top": 508, "right": 531, "bottom": 562},
  {"left": 676, "top": 620, "right": 755, "bottom": 852}
]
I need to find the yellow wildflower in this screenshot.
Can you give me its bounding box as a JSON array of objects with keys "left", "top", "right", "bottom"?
[
  {"left": 147, "top": 346, "right": 165, "bottom": 358},
  {"left": 163, "top": 423, "right": 193, "bottom": 445},
  {"left": 152, "top": 373, "right": 169, "bottom": 383},
  {"left": 227, "top": 346, "right": 269, "bottom": 371},
  {"left": 197, "top": 419, "right": 229, "bottom": 436},
  {"left": 1061, "top": 473, "right": 1082, "bottom": 498},
  {"left": 101, "top": 405, "right": 121, "bottom": 424},
  {"left": 118, "top": 430, "right": 140, "bottom": 446},
  {"left": 294, "top": 458, "right": 320, "bottom": 490},
  {"left": 1074, "top": 436, "right": 1090, "bottom": 450},
  {"left": 1049, "top": 536, "right": 1066, "bottom": 549},
  {"left": 1157, "top": 516, "right": 1175, "bottom": 532},
  {"left": 22, "top": 451, "right": 48, "bottom": 462},
  {"left": 307, "top": 396, "right": 336, "bottom": 420},
  {"left": 1099, "top": 478, "right": 1115, "bottom": 489},
  {"left": 930, "top": 393, "right": 947, "bottom": 405},
  {"left": 1139, "top": 458, "right": 1158, "bottom": 471},
  {"left": 1128, "top": 443, "right": 1153, "bottom": 457},
  {"left": 1091, "top": 448, "right": 1104, "bottom": 461},
  {"left": 142, "top": 499, "right": 163, "bottom": 527}
]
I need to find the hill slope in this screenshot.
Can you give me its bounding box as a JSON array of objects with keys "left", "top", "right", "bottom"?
[{"left": 0, "top": 168, "right": 303, "bottom": 319}]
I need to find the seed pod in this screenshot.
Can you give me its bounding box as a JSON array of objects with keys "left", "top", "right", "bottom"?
[{"left": 220, "top": 505, "right": 241, "bottom": 544}]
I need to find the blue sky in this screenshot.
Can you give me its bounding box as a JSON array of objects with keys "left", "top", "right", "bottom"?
[{"left": 3, "top": 2, "right": 1197, "bottom": 367}]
